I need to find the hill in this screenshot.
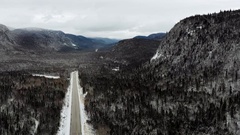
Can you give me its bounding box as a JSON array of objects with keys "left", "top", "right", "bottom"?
[
  {"left": 104, "top": 38, "right": 160, "bottom": 69},
  {"left": 80, "top": 9, "right": 240, "bottom": 135}
]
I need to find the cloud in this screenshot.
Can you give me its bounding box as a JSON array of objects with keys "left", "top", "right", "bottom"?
[
  {"left": 32, "top": 12, "right": 76, "bottom": 23},
  {"left": 0, "top": 0, "right": 239, "bottom": 38}
]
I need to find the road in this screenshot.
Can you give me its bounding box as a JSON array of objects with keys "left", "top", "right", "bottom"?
[{"left": 70, "top": 71, "right": 82, "bottom": 135}]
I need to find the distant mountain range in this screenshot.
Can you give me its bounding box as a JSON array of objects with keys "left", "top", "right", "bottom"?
[
  {"left": 0, "top": 23, "right": 166, "bottom": 71},
  {"left": 133, "top": 33, "right": 166, "bottom": 40},
  {"left": 65, "top": 34, "right": 119, "bottom": 51},
  {"left": 0, "top": 23, "right": 166, "bottom": 65},
  {"left": 0, "top": 24, "right": 120, "bottom": 53}
]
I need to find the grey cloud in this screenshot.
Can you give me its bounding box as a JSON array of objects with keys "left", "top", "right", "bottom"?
[{"left": 0, "top": 0, "right": 239, "bottom": 38}]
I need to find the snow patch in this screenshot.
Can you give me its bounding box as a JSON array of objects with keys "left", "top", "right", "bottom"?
[
  {"left": 71, "top": 43, "right": 77, "bottom": 47},
  {"left": 95, "top": 49, "right": 98, "bottom": 52},
  {"left": 151, "top": 51, "right": 162, "bottom": 61},
  {"left": 57, "top": 72, "right": 73, "bottom": 135},
  {"left": 83, "top": 92, "right": 88, "bottom": 98},
  {"left": 187, "top": 30, "right": 194, "bottom": 35},
  {"left": 186, "top": 28, "right": 195, "bottom": 36},
  {"left": 32, "top": 74, "right": 60, "bottom": 79},
  {"left": 33, "top": 118, "right": 39, "bottom": 134},
  {"left": 112, "top": 67, "right": 120, "bottom": 71},
  {"left": 196, "top": 26, "right": 203, "bottom": 29}
]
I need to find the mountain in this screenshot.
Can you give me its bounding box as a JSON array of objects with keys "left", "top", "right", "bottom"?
[
  {"left": 11, "top": 28, "right": 75, "bottom": 52},
  {"left": 80, "top": 10, "right": 240, "bottom": 135},
  {"left": 0, "top": 24, "right": 16, "bottom": 49},
  {"left": 0, "top": 23, "right": 159, "bottom": 72},
  {"left": 0, "top": 25, "right": 78, "bottom": 53},
  {"left": 100, "top": 32, "right": 166, "bottom": 70},
  {"left": 0, "top": 24, "right": 25, "bottom": 56},
  {"left": 134, "top": 32, "right": 166, "bottom": 40},
  {"left": 0, "top": 24, "right": 119, "bottom": 53},
  {"left": 144, "top": 9, "right": 240, "bottom": 134},
  {"left": 65, "top": 34, "right": 119, "bottom": 51},
  {"left": 65, "top": 34, "right": 95, "bottom": 50},
  {"left": 105, "top": 38, "right": 160, "bottom": 69}
]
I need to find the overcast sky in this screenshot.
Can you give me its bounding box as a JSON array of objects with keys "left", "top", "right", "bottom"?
[{"left": 0, "top": 0, "right": 239, "bottom": 39}]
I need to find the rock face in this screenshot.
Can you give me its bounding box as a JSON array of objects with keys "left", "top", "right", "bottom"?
[{"left": 80, "top": 10, "right": 240, "bottom": 135}]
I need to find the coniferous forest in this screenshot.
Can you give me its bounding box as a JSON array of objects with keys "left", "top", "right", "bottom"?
[
  {"left": 0, "top": 71, "right": 68, "bottom": 135},
  {"left": 79, "top": 10, "right": 240, "bottom": 135}
]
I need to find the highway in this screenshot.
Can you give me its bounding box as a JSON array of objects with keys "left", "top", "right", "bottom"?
[{"left": 70, "top": 71, "right": 82, "bottom": 135}]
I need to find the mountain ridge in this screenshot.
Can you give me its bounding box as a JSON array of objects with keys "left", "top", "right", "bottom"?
[
  {"left": 0, "top": 24, "right": 120, "bottom": 52},
  {"left": 134, "top": 32, "right": 166, "bottom": 40}
]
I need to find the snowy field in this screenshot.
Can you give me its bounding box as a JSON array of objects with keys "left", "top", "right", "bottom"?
[{"left": 32, "top": 74, "right": 60, "bottom": 79}]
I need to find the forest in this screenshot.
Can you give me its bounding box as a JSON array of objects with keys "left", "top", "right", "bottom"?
[
  {"left": 79, "top": 10, "right": 240, "bottom": 135},
  {"left": 0, "top": 71, "right": 69, "bottom": 135},
  {"left": 80, "top": 58, "right": 240, "bottom": 135}
]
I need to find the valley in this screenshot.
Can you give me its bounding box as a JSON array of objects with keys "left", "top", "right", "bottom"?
[{"left": 1, "top": 9, "right": 240, "bottom": 135}]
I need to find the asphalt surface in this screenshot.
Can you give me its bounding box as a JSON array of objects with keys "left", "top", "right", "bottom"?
[{"left": 70, "top": 71, "right": 82, "bottom": 135}]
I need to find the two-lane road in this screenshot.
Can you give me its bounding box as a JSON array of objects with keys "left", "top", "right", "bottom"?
[{"left": 70, "top": 71, "right": 82, "bottom": 135}]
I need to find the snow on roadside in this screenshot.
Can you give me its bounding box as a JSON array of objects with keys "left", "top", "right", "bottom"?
[
  {"left": 57, "top": 72, "right": 73, "bottom": 135},
  {"left": 76, "top": 71, "right": 96, "bottom": 135},
  {"left": 32, "top": 74, "right": 60, "bottom": 79}
]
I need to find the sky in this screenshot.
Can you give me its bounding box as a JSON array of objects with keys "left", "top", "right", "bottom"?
[{"left": 0, "top": 0, "right": 240, "bottom": 39}]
